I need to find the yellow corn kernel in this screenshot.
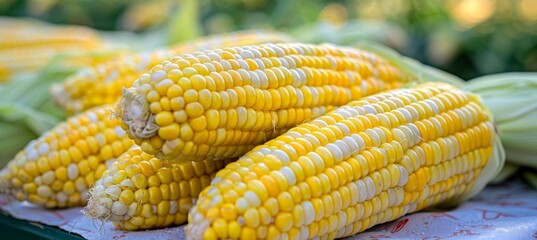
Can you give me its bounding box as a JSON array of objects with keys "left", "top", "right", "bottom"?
[
  {"left": 0, "top": 17, "right": 108, "bottom": 82},
  {"left": 185, "top": 83, "right": 502, "bottom": 239},
  {"left": 83, "top": 145, "right": 234, "bottom": 230},
  {"left": 119, "top": 43, "right": 412, "bottom": 162},
  {"left": 52, "top": 30, "right": 294, "bottom": 115},
  {"left": 0, "top": 105, "right": 133, "bottom": 208}
]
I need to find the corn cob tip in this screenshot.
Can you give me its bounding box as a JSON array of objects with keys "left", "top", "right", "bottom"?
[
  {"left": 83, "top": 145, "right": 235, "bottom": 230},
  {"left": 50, "top": 84, "right": 69, "bottom": 108},
  {"left": 185, "top": 216, "right": 210, "bottom": 240},
  {"left": 0, "top": 155, "right": 24, "bottom": 198},
  {"left": 113, "top": 43, "right": 412, "bottom": 162},
  {"left": 118, "top": 87, "right": 158, "bottom": 139},
  {"left": 82, "top": 163, "right": 132, "bottom": 222},
  {"left": 0, "top": 168, "right": 13, "bottom": 194},
  {"left": 82, "top": 183, "right": 137, "bottom": 223},
  {"left": 82, "top": 186, "right": 110, "bottom": 220}
]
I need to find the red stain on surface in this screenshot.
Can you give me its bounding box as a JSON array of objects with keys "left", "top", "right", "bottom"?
[
  {"left": 50, "top": 211, "right": 65, "bottom": 220},
  {"left": 57, "top": 221, "right": 70, "bottom": 227},
  {"left": 391, "top": 218, "right": 409, "bottom": 233},
  {"left": 0, "top": 197, "right": 11, "bottom": 206}
]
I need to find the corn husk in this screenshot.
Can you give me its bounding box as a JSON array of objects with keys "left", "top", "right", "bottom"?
[
  {"left": 489, "top": 163, "right": 519, "bottom": 184},
  {"left": 353, "top": 41, "right": 465, "bottom": 87},
  {"left": 523, "top": 171, "right": 537, "bottom": 189},
  {"left": 464, "top": 72, "right": 537, "bottom": 188},
  {"left": 464, "top": 73, "right": 537, "bottom": 169},
  {"left": 0, "top": 61, "right": 74, "bottom": 166}
]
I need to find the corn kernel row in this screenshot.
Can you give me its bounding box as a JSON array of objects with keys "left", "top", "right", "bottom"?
[
  {"left": 83, "top": 146, "right": 234, "bottom": 230},
  {"left": 0, "top": 105, "right": 133, "bottom": 208},
  {"left": 186, "top": 83, "right": 498, "bottom": 239},
  {"left": 51, "top": 30, "right": 293, "bottom": 114},
  {"left": 0, "top": 17, "right": 103, "bottom": 82},
  {"left": 118, "top": 42, "right": 411, "bottom": 162}
]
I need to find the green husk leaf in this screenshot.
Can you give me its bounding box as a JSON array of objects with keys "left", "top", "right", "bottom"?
[
  {"left": 167, "top": 0, "right": 201, "bottom": 45},
  {"left": 0, "top": 104, "right": 59, "bottom": 164},
  {"left": 502, "top": 146, "right": 537, "bottom": 168},
  {"left": 0, "top": 54, "right": 77, "bottom": 110},
  {"left": 0, "top": 101, "right": 60, "bottom": 163},
  {"left": 522, "top": 171, "right": 537, "bottom": 190},
  {"left": 0, "top": 103, "right": 60, "bottom": 134},
  {"left": 489, "top": 163, "right": 519, "bottom": 184},
  {"left": 0, "top": 48, "right": 130, "bottom": 165},
  {"left": 464, "top": 72, "right": 537, "bottom": 169},
  {"left": 352, "top": 41, "right": 465, "bottom": 87},
  {"left": 0, "top": 122, "right": 36, "bottom": 167},
  {"left": 292, "top": 20, "right": 408, "bottom": 48}
]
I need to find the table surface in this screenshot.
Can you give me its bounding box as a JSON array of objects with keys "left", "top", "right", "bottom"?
[{"left": 1, "top": 179, "right": 536, "bottom": 240}]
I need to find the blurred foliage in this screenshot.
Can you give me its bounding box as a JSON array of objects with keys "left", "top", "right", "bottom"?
[{"left": 0, "top": 0, "right": 536, "bottom": 79}]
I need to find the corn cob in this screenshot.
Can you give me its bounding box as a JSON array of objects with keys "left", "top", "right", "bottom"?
[
  {"left": 83, "top": 146, "right": 234, "bottom": 230},
  {"left": 0, "top": 105, "right": 133, "bottom": 208},
  {"left": 0, "top": 17, "right": 104, "bottom": 82},
  {"left": 186, "top": 82, "right": 504, "bottom": 239},
  {"left": 117, "top": 43, "right": 412, "bottom": 162},
  {"left": 0, "top": 18, "right": 101, "bottom": 50},
  {"left": 0, "top": 29, "right": 99, "bottom": 49},
  {"left": 51, "top": 30, "right": 293, "bottom": 115}
]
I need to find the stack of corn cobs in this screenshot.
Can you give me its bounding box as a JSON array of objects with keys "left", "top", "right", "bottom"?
[{"left": 2, "top": 25, "right": 537, "bottom": 240}]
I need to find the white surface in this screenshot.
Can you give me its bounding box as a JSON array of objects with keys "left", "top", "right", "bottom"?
[{"left": 1, "top": 180, "right": 536, "bottom": 239}]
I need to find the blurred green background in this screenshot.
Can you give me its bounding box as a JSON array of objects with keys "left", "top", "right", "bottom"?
[{"left": 1, "top": 0, "right": 536, "bottom": 79}]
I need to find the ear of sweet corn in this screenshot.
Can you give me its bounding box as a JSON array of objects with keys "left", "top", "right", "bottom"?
[
  {"left": 117, "top": 43, "right": 412, "bottom": 162},
  {"left": 0, "top": 105, "right": 133, "bottom": 208},
  {"left": 0, "top": 17, "right": 104, "bottom": 82},
  {"left": 0, "top": 23, "right": 100, "bottom": 50},
  {"left": 51, "top": 30, "right": 293, "bottom": 115},
  {"left": 185, "top": 82, "right": 504, "bottom": 239},
  {"left": 0, "top": 52, "right": 129, "bottom": 163},
  {"left": 83, "top": 146, "right": 234, "bottom": 230}
]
